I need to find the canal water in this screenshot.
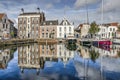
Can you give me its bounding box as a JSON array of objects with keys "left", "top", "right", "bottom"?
[{"left": 0, "top": 43, "right": 120, "bottom": 80}]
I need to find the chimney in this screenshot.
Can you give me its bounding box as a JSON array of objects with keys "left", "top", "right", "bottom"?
[
  {"left": 37, "top": 7, "right": 40, "bottom": 13},
  {"left": 21, "top": 8, "right": 24, "bottom": 14}
]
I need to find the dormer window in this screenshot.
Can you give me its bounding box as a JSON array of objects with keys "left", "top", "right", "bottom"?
[
  {"left": 44, "top": 22, "right": 46, "bottom": 25},
  {"left": 50, "top": 22, "right": 52, "bottom": 25}
]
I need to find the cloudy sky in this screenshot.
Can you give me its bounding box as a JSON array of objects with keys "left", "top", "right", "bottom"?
[{"left": 0, "top": 0, "right": 120, "bottom": 27}]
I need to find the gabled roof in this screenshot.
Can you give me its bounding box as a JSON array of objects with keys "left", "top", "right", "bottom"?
[
  {"left": 60, "top": 19, "right": 71, "bottom": 25},
  {"left": 0, "top": 13, "right": 5, "bottom": 20},
  {"left": 103, "top": 22, "right": 118, "bottom": 27},
  {"left": 8, "top": 19, "right": 14, "bottom": 24},
  {"left": 41, "top": 20, "right": 58, "bottom": 25}
]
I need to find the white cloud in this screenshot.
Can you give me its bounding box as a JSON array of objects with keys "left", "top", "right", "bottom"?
[
  {"left": 45, "top": 3, "right": 53, "bottom": 9},
  {"left": 74, "top": 0, "right": 100, "bottom": 9},
  {"left": 53, "top": 0, "right": 61, "bottom": 3},
  {"left": 103, "top": 0, "right": 120, "bottom": 12}
]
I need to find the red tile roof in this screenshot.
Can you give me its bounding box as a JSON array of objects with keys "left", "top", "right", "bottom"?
[{"left": 0, "top": 13, "right": 5, "bottom": 20}]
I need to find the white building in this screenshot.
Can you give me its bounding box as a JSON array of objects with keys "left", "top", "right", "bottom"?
[
  {"left": 57, "top": 18, "right": 74, "bottom": 39},
  {"left": 98, "top": 23, "right": 118, "bottom": 39}
]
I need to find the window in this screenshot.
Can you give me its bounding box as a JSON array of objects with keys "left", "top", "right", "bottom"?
[
  {"left": 59, "top": 51, "right": 61, "bottom": 56},
  {"left": 46, "top": 27, "right": 48, "bottom": 31},
  {"left": 36, "top": 26, "right": 38, "bottom": 30},
  {"left": 32, "top": 18, "right": 34, "bottom": 23},
  {"left": 47, "top": 45, "right": 49, "bottom": 49},
  {"left": 42, "top": 51, "right": 44, "bottom": 54},
  {"left": 59, "top": 33, "right": 61, "bottom": 36},
  {"left": 113, "top": 28, "right": 115, "bottom": 31},
  {"left": 110, "top": 28, "right": 112, "bottom": 31},
  {"left": 42, "top": 45, "right": 44, "bottom": 49},
  {"left": 64, "top": 27, "right": 66, "bottom": 31},
  {"left": 50, "top": 22, "right": 52, "bottom": 25},
  {"left": 59, "top": 47, "right": 61, "bottom": 50},
  {"left": 44, "top": 22, "right": 46, "bottom": 25},
  {"left": 28, "top": 24, "right": 29, "bottom": 29},
  {"left": 36, "top": 18, "right": 39, "bottom": 23},
  {"left": 59, "top": 27, "right": 61, "bottom": 32},
  {"left": 3, "top": 24, "right": 5, "bottom": 28},
  {"left": 28, "top": 18, "right": 30, "bottom": 22},
  {"left": 46, "top": 33, "right": 48, "bottom": 38},
  {"left": 19, "top": 18, "right": 22, "bottom": 23},
  {"left": 69, "top": 52, "right": 71, "bottom": 56},
  {"left": 32, "top": 24, "right": 34, "bottom": 30},
  {"left": 42, "top": 27, "right": 44, "bottom": 31},
  {"left": 6, "top": 24, "right": 7, "bottom": 29},
  {"left": 69, "top": 27, "right": 71, "bottom": 31},
  {"left": 109, "top": 32, "right": 110, "bottom": 37},
  {"left": 4, "top": 19, "right": 6, "bottom": 23},
  {"left": 42, "top": 33, "right": 44, "bottom": 37}
]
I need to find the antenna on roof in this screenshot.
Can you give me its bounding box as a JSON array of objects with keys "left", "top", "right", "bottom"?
[
  {"left": 37, "top": 7, "right": 40, "bottom": 13},
  {"left": 85, "top": 0, "right": 89, "bottom": 24},
  {"left": 64, "top": 8, "right": 66, "bottom": 20},
  {"left": 21, "top": 8, "right": 24, "bottom": 14}
]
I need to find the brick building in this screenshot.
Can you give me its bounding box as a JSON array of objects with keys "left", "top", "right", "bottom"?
[
  {"left": 39, "top": 20, "right": 58, "bottom": 39},
  {"left": 18, "top": 9, "right": 45, "bottom": 39}
]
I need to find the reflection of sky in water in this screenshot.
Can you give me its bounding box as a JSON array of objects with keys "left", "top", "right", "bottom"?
[{"left": 0, "top": 44, "right": 120, "bottom": 80}]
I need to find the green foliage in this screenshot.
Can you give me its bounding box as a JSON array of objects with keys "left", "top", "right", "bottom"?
[
  {"left": 118, "top": 25, "right": 120, "bottom": 32},
  {"left": 10, "top": 31, "right": 14, "bottom": 38},
  {"left": 89, "top": 50, "right": 99, "bottom": 63},
  {"left": 66, "top": 43, "right": 77, "bottom": 51},
  {"left": 89, "top": 21, "right": 100, "bottom": 34},
  {"left": 49, "top": 32, "right": 55, "bottom": 38},
  {"left": 118, "top": 51, "right": 120, "bottom": 57}
]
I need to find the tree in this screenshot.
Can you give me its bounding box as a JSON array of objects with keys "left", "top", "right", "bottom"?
[
  {"left": 89, "top": 50, "right": 99, "bottom": 63},
  {"left": 89, "top": 21, "right": 100, "bottom": 38},
  {"left": 117, "top": 25, "right": 120, "bottom": 32},
  {"left": 10, "top": 31, "right": 14, "bottom": 38}
]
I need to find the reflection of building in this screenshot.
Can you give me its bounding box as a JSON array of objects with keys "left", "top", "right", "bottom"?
[
  {"left": 18, "top": 9, "right": 45, "bottom": 39},
  {"left": 39, "top": 44, "right": 57, "bottom": 61},
  {"left": 18, "top": 43, "right": 76, "bottom": 72},
  {"left": 57, "top": 44, "right": 75, "bottom": 63},
  {"left": 0, "top": 49, "right": 13, "bottom": 69},
  {"left": 39, "top": 20, "right": 58, "bottom": 38},
  {"left": 79, "top": 46, "right": 90, "bottom": 59},
  {"left": 18, "top": 44, "right": 40, "bottom": 69},
  {"left": 93, "top": 46, "right": 118, "bottom": 57}
]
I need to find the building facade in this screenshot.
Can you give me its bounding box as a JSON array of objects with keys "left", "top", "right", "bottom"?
[
  {"left": 39, "top": 20, "right": 58, "bottom": 39},
  {"left": 98, "top": 23, "right": 118, "bottom": 39},
  {"left": 79, "top": 23, "right": 90, "bottom": 38},
  {"left": 57, "top": 19, "right": 74, "bottom": 39},
  {"left": 18, "top": 10, "right": 45, "bottom": 39},
  {"left": 0, "top": 13, "right": 14, "bottom": 39}
]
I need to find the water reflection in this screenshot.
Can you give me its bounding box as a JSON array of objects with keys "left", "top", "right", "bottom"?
[
  {"left": 18, "top": 43, "right": 77, "bottom": 75},
  {"left": 0, "top": 43, "right": 120, "bottom": 80},
  {"left": 0, "top": 47, "right": 16, "bottom": 69}
]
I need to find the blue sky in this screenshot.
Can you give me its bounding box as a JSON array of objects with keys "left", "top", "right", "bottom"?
[{"left": 0, "top": 0, "right": 120, "bottom": 27}]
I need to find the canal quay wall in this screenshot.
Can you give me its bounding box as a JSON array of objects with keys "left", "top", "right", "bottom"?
[
  {"left": 0, "top": 38, "right": 65, "bottom": 47},
  {"left": 0, "top": 39, "right": 36, "bottom": 47}
]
